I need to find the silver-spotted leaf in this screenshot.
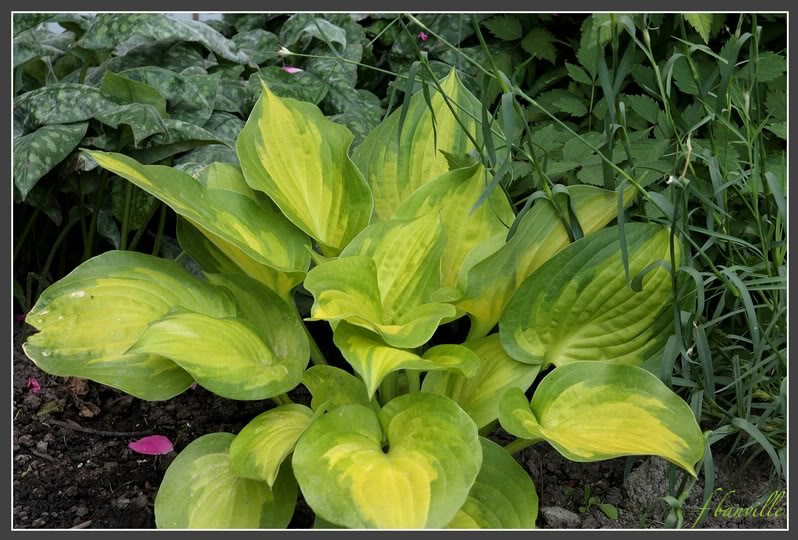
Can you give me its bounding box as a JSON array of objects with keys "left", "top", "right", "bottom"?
[{"left": 14, "top": 122, "right": 89, "bottom": 200}]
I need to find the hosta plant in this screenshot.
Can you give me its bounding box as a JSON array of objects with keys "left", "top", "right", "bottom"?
[{"left": 24, "top": 68, "right": 706, "bottom": 529}]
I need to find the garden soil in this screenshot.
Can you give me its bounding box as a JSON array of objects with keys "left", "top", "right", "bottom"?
[{"left": 12, "top": 323, "right": 786, "bottom": 530}]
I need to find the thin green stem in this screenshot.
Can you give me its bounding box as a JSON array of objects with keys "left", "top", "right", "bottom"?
[
  {"left": 503, "top": 438, "right": 537, "bottom": 455},
  {"left": 128, "top": 200, "right": 161, "bottom": 252},
  {"left": 14, "top": 181, "right": 57, "bottom": 261},
  {"left": 304, "top": 326, "right": 328, "bottom": 366},
  {"left": 406, "top": 370, "right": 420, "bottom": 393},
  {"left": 120, "top": 181, "right": 133, "bottom": 250},
  {"left": 82, "top": 170, "right": 109, "bottom": 262},
  {"left": 151, "top": 202, "right": 167, "bottom": 256},
  {"left": 36, "top": 213, "right": 84, "bottom": 299}
]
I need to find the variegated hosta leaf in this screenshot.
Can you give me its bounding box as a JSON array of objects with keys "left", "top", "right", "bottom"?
[
  {"left": 22, "top": 251, "right": 237, "bottom": 400},
  {"left": 446, "top": 437, "right": 538, "bottom": 529},
  {"left": 422, "top": 333, "right": 541, "bottom": 429},
  {"left": 128, "top": 311, "right": 304, "bottom": 401},
  {"left": 237, "top": 80, "right": 372, "bottom": 255},
  {"left": 498, "top": 362, "right": 705, "bottom": 476},
  {"left": 155, "top": 433, "right": 297, "bottom": 528},
  {"left": 302, "top": 365, "right": 379, "bottom": 413},
  {"left": 456, "top": 185, "right": 637, "bottom": 339},
  {"left": 393, "top": 162, "right": 515, "bottom": 290},
  {"left": 333, "top": 321, "right": 481, "bottom": 399},
  {"left": 229, "top": 404, "right": 314, "bottom": 486},
  {"left": 352, "top": 68, "right": 491, "bottom": 221},
  {"left": 500, "top": 222, "right": 679, "bottom": 367},
  {"left": 304, "top": 214, "right": 456, "bottom": 349},
  {"left": 292, "top": 393, "right": 482, "bottom": 529},
  {"left": 87, "top": 152, "right": 310, "bottom": 292},
  {"left": 204, "top": 272, "right": 309, "bottom": 366}
]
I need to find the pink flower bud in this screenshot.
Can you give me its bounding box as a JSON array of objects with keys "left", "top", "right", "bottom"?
[
  {"left": 418, "top": 32, "right": 428, "bottom": 41},
  {"left": 281, "top": 66, "right": 303, "bottom": 74},
  {"left": 26, "top": 376, "right": 41, "bottom": 394}
]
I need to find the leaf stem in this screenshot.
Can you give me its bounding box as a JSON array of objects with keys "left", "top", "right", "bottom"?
[{"left": 503, "top": 437, "right": 537, "bottom": 455}]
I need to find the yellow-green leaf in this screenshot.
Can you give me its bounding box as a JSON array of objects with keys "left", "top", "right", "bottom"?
[
  {"left": 456, "top": 185, "right": 636, "bottom": 339},
  {"left": 334, "top": 321, "right": 480, "bottom": 399},
  {"left": 393, "top": 162, "right": 515, "bottom": 290},
  {"left": 22, "top": 251, "right": 237, "bottom": 400},
  {"left": 446, "top": 437, "right": 538, "bottom": 529},
  {"left": 422, "top": 333, "right": 541, "bottom": 429},
  {"left": 302, "top": 365, "right": 380, "bottom": 413},
  {"left": 292, "top": 393, "right": 482, "bottom": 529},
  {"left": 352, "top": 68, "right": 489, "bottom": 221},
  {"left": 86, "top": 152, "right": 310, "bottom": 284},
  {"left": 237, "top": 80, "right": 372, "bottom": 255},
  {"left": 229, "top": 404, "right": 314, "bottom": 487},
  {"left": 500, "top": 223, "right": 679, "bottom": 368},
  {"left": 155, "top": 433, "right": 297, "bottom": 528},
  {"left": 498, "top": 362, "right": 705, "bottom": 476}
]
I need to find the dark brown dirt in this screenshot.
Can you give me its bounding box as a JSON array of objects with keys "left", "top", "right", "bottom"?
[{"left": 12, "top": 323, "right": 786, "bottom": 530}]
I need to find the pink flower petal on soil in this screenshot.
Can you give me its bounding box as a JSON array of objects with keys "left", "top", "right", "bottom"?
[
  {"left": 26, "top": 376, "right": 41, "bottom": 394},
  {"left": 281, "top": 66, "right": 303, "bottom": 74},
  {"left": 418, "top": 31, "right": 428, "bottom": 41},
  {"left": 128, "top": 435, "right": 174, "bottom": 455},
  {"left": 190, "top": 382, "right": 198, "bottom": 390}
]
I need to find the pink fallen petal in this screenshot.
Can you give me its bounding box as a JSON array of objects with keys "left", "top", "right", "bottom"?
[
  {"left": 281, "top": 66, "right": 303, "bottom": 74},
  {"left": 418, "top": 31, "right": 428, "bottom": 41},
  {"left": 26, "top": 376, "right": 41, "bottom": 394},
  {"left": 16, "top": 313, "right": 26, "bottom": 324},
  {"left": 128, "top": 435, "right": 174, "bottom": 455},
  {"left": 190, "top": 382, "right": 198, "bottom": 390}
]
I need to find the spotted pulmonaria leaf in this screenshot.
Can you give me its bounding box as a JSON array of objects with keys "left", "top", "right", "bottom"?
[
  {"left": 446, "top": 438, "right": 538, "bottom": 528},
  {"left": 116, "top": 67, "right": 213, "bottom": 126},
  {"left": 237, "top": 80, "right": 372, "bottom": 255},
  {"left": 111, "top": 177, "right": 155, "bottom": 231},
  {"left": 79, "top": 14, "right": 252, "bottom": 65},
  {"left": 22, "top": 251, "right": 237, "bottom": 400},
  {"left": 229, "top": 404, "right": 314, "bottom": 486},
  {"left": 129, "top": 435, "right": 174, "bottom": 455},
  {"left": 13, "top": 122, "right": 89, "bottom": 200},
  {"left": 155, "top": 433, "right": 297, "bottom": 528},
  {"left": 500, "top": 223, "right": 679, "bottom": 368},
  {"left": 352, "top": 68, "right": 491, "bottom": 221},
  {"left": 99, "top": 71, "right": 168, "bottom": 118},
  {"left": 231, "top": 29, "right": 280, "bottom": 65},
  {"left": 456, "top": 185, "right": 636, "bottom": 339},
  {"left": 13, "top": 14, "right": 55, "bottom": 36},
  {"left": 249, "top": 67, "right": 329, "bottom": 105},
  {"left": 304, "top": 214, "right": 456, "bottom": 349},
  {"left": 333, "top": 321, "right": 481, "bottom": 399},
  {"left": 94, "top": 103, "right": 168, "bottom": 145},
  {"left": 86, "top": 153, "right": 310, "bottom": 292},
  {"left": 292, "top": 392, "right": 482, "bottom": 529},
  {"left": 498, "top": 363, "right": 705, "bottom": 476},
  {"left": 14, "top": 84, "right": 127, "bottom": 132},
  {"left": 421, "top": 333, "right": 541, "bottom": 429}
]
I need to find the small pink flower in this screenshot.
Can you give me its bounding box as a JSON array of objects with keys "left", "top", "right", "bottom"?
[
  {"left": 26, "top": 376, "right": 41, "bottom": 394},
  {"left": 418, "top": 32, "right": 428, "bottom": 41},
  {"left": 128, "top": 435, "right": 174, "bottom": 455},
  {"left": 281, "top": 66, "right": 303, "bottom": 74},
  {"left": 190, "top": 382, "right": 198, "bottom": 390}
]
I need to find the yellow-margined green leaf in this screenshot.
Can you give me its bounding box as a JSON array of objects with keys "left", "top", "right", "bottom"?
[
  {"left": 86, "top": 152, "right": 310, "bottom": 286},
  {"left": 456, "top": 185, "right": 636, "bottom": 339},
  {"left": 500, "top": 222, "right": 679, "bottom": 368},
  {"left": 292, "top": 393, "right": 482, "bottom": 529},
  {"left": 422, "top": 333, "right": 541, "bottom": 429},
  {"left": 229, "top": 404, "right": 314, "bottom": 487},
  {"left": 22, "top": 251, "right": 237, "bottom": 400},
  {"left": 237, "top": 80, "right": 372, "bottom": 255},
  {"left": 302, "top": 365, "right": 380, "bottom": 413},
  {"left": 498, "top": 362, "right": 705, "bottom": 476},
  {"left": 204, "top": 272, "right": 309, "bottom": 368},
  {"left": 333, "top": 321, "right": 480, "bottom": 399},
  {"left": 128, "top": 311, "right": 306, "bottom": 401},
  {"left": 155, "top": 433, "right": 297, "bottom": 528},
  {"left": 393, "top": 162, "right": 515, "bottom": 290},
  {"left": 352, "top": 68, "right": 490, "bottom": 221},
  {"left": 304, "top": 214, "right": 456, "bottom": 348},
  {"left": 446, "top": 437, "right": 538, "bottom": 529}
]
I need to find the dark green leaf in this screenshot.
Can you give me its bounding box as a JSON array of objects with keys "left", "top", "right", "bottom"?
[
  {"left": 482, "top": 15, "right": 522, "bottom": 41},
  {"left": 521, "top": 28, "right": 557, "bottom": 64},
  {"left": 14, "top": 122, "right": 89, "bottom": 200}
]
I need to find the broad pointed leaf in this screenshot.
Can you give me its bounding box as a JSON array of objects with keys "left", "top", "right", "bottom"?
[
  {"left": 86, "top": 152, "right": 310, "bottom": 287},
  {"left": 352, "top": 68, "right": 490, "bottom": 220},
  {"left": 498, "top": 362, "right": 705, "bottom": 476},
  {"left": 333, "top": 321, "right": 480, "bottom": 399},
  {"left": 393, "top": 162, "right": 514, "bottom": 289},
  {"left": 229, "top": 404, "right": 314, "bottom": 486},
  {"left": 302, "top": 365, "right": 379, "bottom": 413},
  {"left": 22, "top": 251, "right": 236, "bottom": 400},
  {"left": 99, "top": 71, "right": 168, "bottom": 118},
  {"left": 500, "top": 223, "right": 679, "bottom": 368},
  {"left": 14, "top": 122, "right": 89, "bottom": 200},
  {"left": 237, "top": 80, "right": 372, "bottom": 255},
  {"left": 155, "top": 433, "right": 297, "bottom": 528},
  {"left": 292, "top": 393, "right": 482, "bottom": 529},
  {"left": 456, "top": 185, "right": 636, "bottom": 339},
  {"left": 117, "top": 67, "right": 213, "bottom": 125},
  {"left": 446, "top": 437, "right": 538, "bottom": 528},
  {"left": 422, "top": 333, "right": 541, "bottom": 429},
  {"left": 304, "top": 214, "right": 456, "bottom": 348}
]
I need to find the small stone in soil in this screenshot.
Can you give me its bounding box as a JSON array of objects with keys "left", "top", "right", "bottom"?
[{"left": 540, "top": 506, "right": 582, "bottom": 529}]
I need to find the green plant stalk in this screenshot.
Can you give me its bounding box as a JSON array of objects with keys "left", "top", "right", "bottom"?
[
  {"left": 128, "top": 200, "right": 162, "bottom": 252},
  {"left": 36, "top": 213, "right": 84, "bottom": 299},
  {"left": 378, "top": 372, "right": 398, "bottom": 406},
  {"left": 503, "top": 437, "right": 537, "bottom": 455},
  {"left": 151, "top": 202, "right": 167, "bottom": 257},
  {"left": 406, "top": 370, "right": 420, "bottom": 393},
  {"left": 120, "top": 181, "right": 133, "bottom": 250},
  {"left": 14, "top": 181, "right": 57, "bottom": 261},
  {"left": 304, "top": 326, "right": 328, "bottom": 366},
  {"left": 82, "top": 169, "right": 109, "bottom": 262}
]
